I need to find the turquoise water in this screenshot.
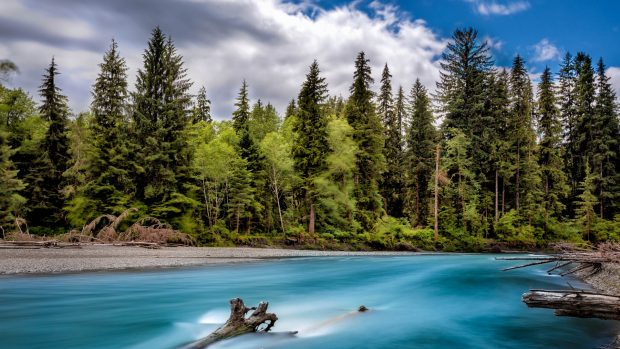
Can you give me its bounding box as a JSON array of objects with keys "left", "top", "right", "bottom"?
[{"left": 0, "top": 255, "right": 618, "bottom": 349}]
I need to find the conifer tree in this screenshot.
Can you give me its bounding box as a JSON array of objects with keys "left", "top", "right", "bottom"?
[
  {"left": 394, "top": 86, "right": 407, "bottom": 141},
  {"left": 537, "top": 67, "right": 568, "bottom": 220},
  {"left": 132, "top": 27, "right": 193, "bottom": 222},
  {"left": 593, "top": 58, "right": 619, "bottom": 218},
  {"left": 508, "top": 55, "right": 539, "bottom": 214},
  {"left": 292, "top": 60, "right": 330, "bottom": 234},
  {"left": 406, "top": 79, "right": 436, "bottom": 226},
  {"left": 576, "top": 163, "right": 597, "bottom": 241},
  {"left": 345, "top": 52, "right": 385, "bottom": 230},
  {"left": 27, "top": 58, "right": 71, "bottom": 230},
  {"left": 192, "top": 86, "right": 211, "bottom": 123},
  {"left": 574, "top": 52, "right": 596, "bottom": 182},
  {"left": 85, "top": 39, "right": 132, "bottom": 215},
  {"left": 284, "top": 99, "right": 296, "bottom": 120},
  {"left": 378, "top": 64, "right": 404, "bottom": 217},
  {"left": 232, "top": 80, "right": 250, "bottom": 133},
  {"left": 557, "top": 53, "right": 579, "bottom": 210}
]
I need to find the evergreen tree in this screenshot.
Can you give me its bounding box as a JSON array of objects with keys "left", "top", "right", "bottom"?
[
  {"left": 378, "top": 64, "right": 404, "bottom": 217},
  {"left": 27, "top": 58, "right": 71, "bottom": 231},
  {"left": 83, "top": 39, "right": 132, "bottom": 216},
  {"left": 508, "top": 55, "right": 539, "bottom": 215},
  {"left": 232, "top": 80, "right": 250, "bottom": 133},
  {"left": 406, "top": 79, "right": 436, "bottom": 226},
  {"left": 131, "top": 27, "right": 194, "bottom": 223},
  {"left": 345, "top": 52, "right": 385, "bottom": 230},
  {"left": 394, "top": 86, "right": 407, "bottom": 142},
  {"left": 284, "top": 99, "right": 296, "bottom": 120},
  {"left": 593, "top": 58, "right": 619, "bottom": 218},
  {"left": 574, "top": 52, "right": 596, "bottom": 183},
  {"left": 557, "top": 53, "right": 579, "bottom": 212},
  {"left": 537, "top": 67, "right": 568, "bottom": 220},
  {"left": 192, "top": 86, "right": 211, "bottom": 123},
  {"left": 249, "top": 100, "right": 279, "bottom": 143},
  {"left": 576, "top": 163, "right": 597, "bottom": 241},
  {"left": 292, "top": 60, "right": 330, "bottom": 234}
]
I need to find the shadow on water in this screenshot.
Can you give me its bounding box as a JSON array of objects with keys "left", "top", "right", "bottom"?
[{"left": 0, "top": 255, "right": 618, "bottom": 349}]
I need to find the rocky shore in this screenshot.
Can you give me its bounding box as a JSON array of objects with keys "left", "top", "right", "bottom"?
[{"left": 0, "top": 245, "right": 417, "bottom": 274}]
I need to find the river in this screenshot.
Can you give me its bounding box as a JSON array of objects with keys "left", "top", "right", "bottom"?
[{"left": 0, "top": 254, "right": 617, "bottom": 348}]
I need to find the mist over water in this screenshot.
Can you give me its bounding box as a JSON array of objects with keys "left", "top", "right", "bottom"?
[{"left": 0, "top": 255, "right": 618, "bottom": 349}]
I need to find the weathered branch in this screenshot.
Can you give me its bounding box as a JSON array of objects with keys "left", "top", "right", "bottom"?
[
  {"left": 182, "top": 298, "right": 279, "bottom": 349},
  {"left": 523, "top": 290, "right": 620, "bottom": 320}
]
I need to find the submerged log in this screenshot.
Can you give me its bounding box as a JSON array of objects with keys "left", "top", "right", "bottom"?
[
  {"left": 182, "top": 298, "right": 279, "bottom": 349},
  {"left": 523, "top": 290, "right": 620, "bottom": 320}
]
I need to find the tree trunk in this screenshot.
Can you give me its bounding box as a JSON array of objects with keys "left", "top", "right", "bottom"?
[
  {"left": 434, "top": 144, "right": 440, "bottom": 241},
  {"left": 182, "top": 298, "right": 279, "bottom": 349},
  {"left": 308, "top": 203, "right": 316, "bottom": 235},
  {"left": 515, "top": 142, "right": 520, "bottom": 212},
  {"left": 522, "top": 290, "right": 620, "bottom": 321},
  {"left": 494, "top": 169, "right": 499, "bottom": 224}
]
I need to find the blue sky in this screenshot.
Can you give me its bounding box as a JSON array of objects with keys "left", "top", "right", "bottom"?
[
  {"left": 1, "top": 0, "right": 618, "bottom": 117},
  {"left": 321, "top": 0, "right": 620, "bottom": 71}
]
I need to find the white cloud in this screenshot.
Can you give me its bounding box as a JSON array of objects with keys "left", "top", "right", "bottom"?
[
  {"left": 607, "top": 67, "right": 620, "bottom": 101},
  {"left": 483, "top": 36, "right": 503, "bottom": 51},
  {"left": 0, "top": 0, "right": 447, "bottom": 120},
  {"left": 467, "top": 0, "right": 530, "bottom": 16},
  {"left": 532, "top": 38, "right": 560, "bottom": 62}
]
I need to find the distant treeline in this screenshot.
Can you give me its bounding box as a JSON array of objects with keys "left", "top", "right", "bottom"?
[{"left": 0, "top": 27, "right": 618, "bottom": 250}]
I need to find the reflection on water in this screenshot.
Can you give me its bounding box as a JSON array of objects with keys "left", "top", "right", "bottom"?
[{"left": 0, "top": 255, "right": 618, "bottom": 349}]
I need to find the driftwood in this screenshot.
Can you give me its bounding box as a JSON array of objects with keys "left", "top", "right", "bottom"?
[
  {"left": 523, "top": 289, "right": 620, "bottom": 320},
  {"left": 182, "top": 298, "right": 280, "bottom": 349}
]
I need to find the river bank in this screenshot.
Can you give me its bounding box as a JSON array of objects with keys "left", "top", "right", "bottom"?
[{"left": 0, "top": 245, "right": 418, "bottom": 274}]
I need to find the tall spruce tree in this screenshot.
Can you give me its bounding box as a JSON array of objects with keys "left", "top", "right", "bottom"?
[
  {"left": 192, "top": 86, "right": 212, "bottom": 123},
  {"left": 406, "top": 79, "right": 436, "bottom": 226},
  {"left": 27, "top": 58, "right": 71, "bottom": 231},
  {"left": 593, "top": 58, "right": 620, "bottom": 218},
  {"left": 292, "top": 60, "right": 330, "bottom": 234},
  {"left": 508, "top": 55, "right": 539, "bottom": 216},
  {"left": 537, "top": 67, "right": 568, "bottom": 220},
  {"left": 132, "top": 27, "right": 194, "bottom": 221},
  {"left": 395, "top": 86, "right": 407, "bottom": 141},
  {"left": 574, "top": 52, "right": 596, "bottom": 183},
  {"left": 345, "top": 52, "right": 385, "bottom": 230},
  {"left": 86, "top": 39, "right": 132, "bottom": 215},
  {"left": 378, "top": 64, "right": 404, "bottom": 217},
  {"left": 557, "top": 52, "right": 579, "bottom": 213}
]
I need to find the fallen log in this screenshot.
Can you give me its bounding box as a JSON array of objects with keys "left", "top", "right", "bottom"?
[
  {"left": 522, "top": 289, "right": 620, "bottom": 320},
  {"left": 182, "top": 298, "right": 279, "bottom": 349}
]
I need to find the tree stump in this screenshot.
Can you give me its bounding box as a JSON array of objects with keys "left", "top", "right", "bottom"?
[{"left": 182, "top": 298, "right": 278, "bottom": 349}]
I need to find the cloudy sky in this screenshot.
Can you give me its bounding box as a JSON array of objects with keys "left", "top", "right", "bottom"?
[{"left": 1, "top": 0, "right": 619, "bottom": 119}]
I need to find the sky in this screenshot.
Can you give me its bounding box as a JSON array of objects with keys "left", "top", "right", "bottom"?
[{"left": 1, "top": 0, "right": 619, "bottom": 119}]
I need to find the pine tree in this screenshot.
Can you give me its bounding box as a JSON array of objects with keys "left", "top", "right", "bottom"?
[
  {"left": 406, "top": 79, "right": 436, "bottom": 226},
  {"left": 85, "top": 39, "right": 132, "bottom": 216},
  {"left": 437, "top": 28, "right": 492, "bottom": 137},
  {"left": 345, "top": 52, "right": 385, "bottom": 230},
  {"left": 394, "top": 86, "right": 407, "bottom": 142},
  {"left": 593, "top": 58, "right": 619, "bottom": 218},
  {"left": 487, "top": 69, "right": 511, "bottom": 222},
  {"left": 574, "top": 52, "right": 596, "bottom": 183},
  {"left": 557, "top": 52, "right": 579, "bottom": 212},
  {"left": 576, "top": 163, "right": 597, "bottom": 241},
  {"left": 284, "top": 99, "right": 296, "bottom": 120},
  {"left": 378, "top": 64, "right": 404, "bottom": 217},
  {"left": 27, "top": 58, "right": 71, "bottom": 231},
  {"left": 232, "top": 80, "right": 250, "bottom": 133},
  {"left": 192, "top": 86, "right": 212, "bottom": 123},
  {"left": 131, "top": 27, "right": 194, "bottom": 223},
  {"left": 508, "top": 55, "right": 538, "bottom": 215},
  {"left": 292, "top": 60, "right": 330, "bottom": 235},
  {"left": 537, "top": 67, "right": 568, "bottom": 220}
]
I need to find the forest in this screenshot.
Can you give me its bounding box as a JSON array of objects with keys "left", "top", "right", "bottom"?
[{"left": 0, "top": 27, "right": 619, "bottom": 251}]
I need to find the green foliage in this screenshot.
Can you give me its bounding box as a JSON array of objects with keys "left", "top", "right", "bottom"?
[{"left": 345, "top": 52, "right": 385, "bottom": 230}]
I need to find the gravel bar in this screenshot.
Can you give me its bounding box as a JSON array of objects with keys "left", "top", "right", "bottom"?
[{"left": 0, "top": 245, "right": 418, "bottom": 275}]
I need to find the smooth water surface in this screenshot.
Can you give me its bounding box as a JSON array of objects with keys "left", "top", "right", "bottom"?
[{"left": 0, "top": 255, "right": 618, "bottom": 349}]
